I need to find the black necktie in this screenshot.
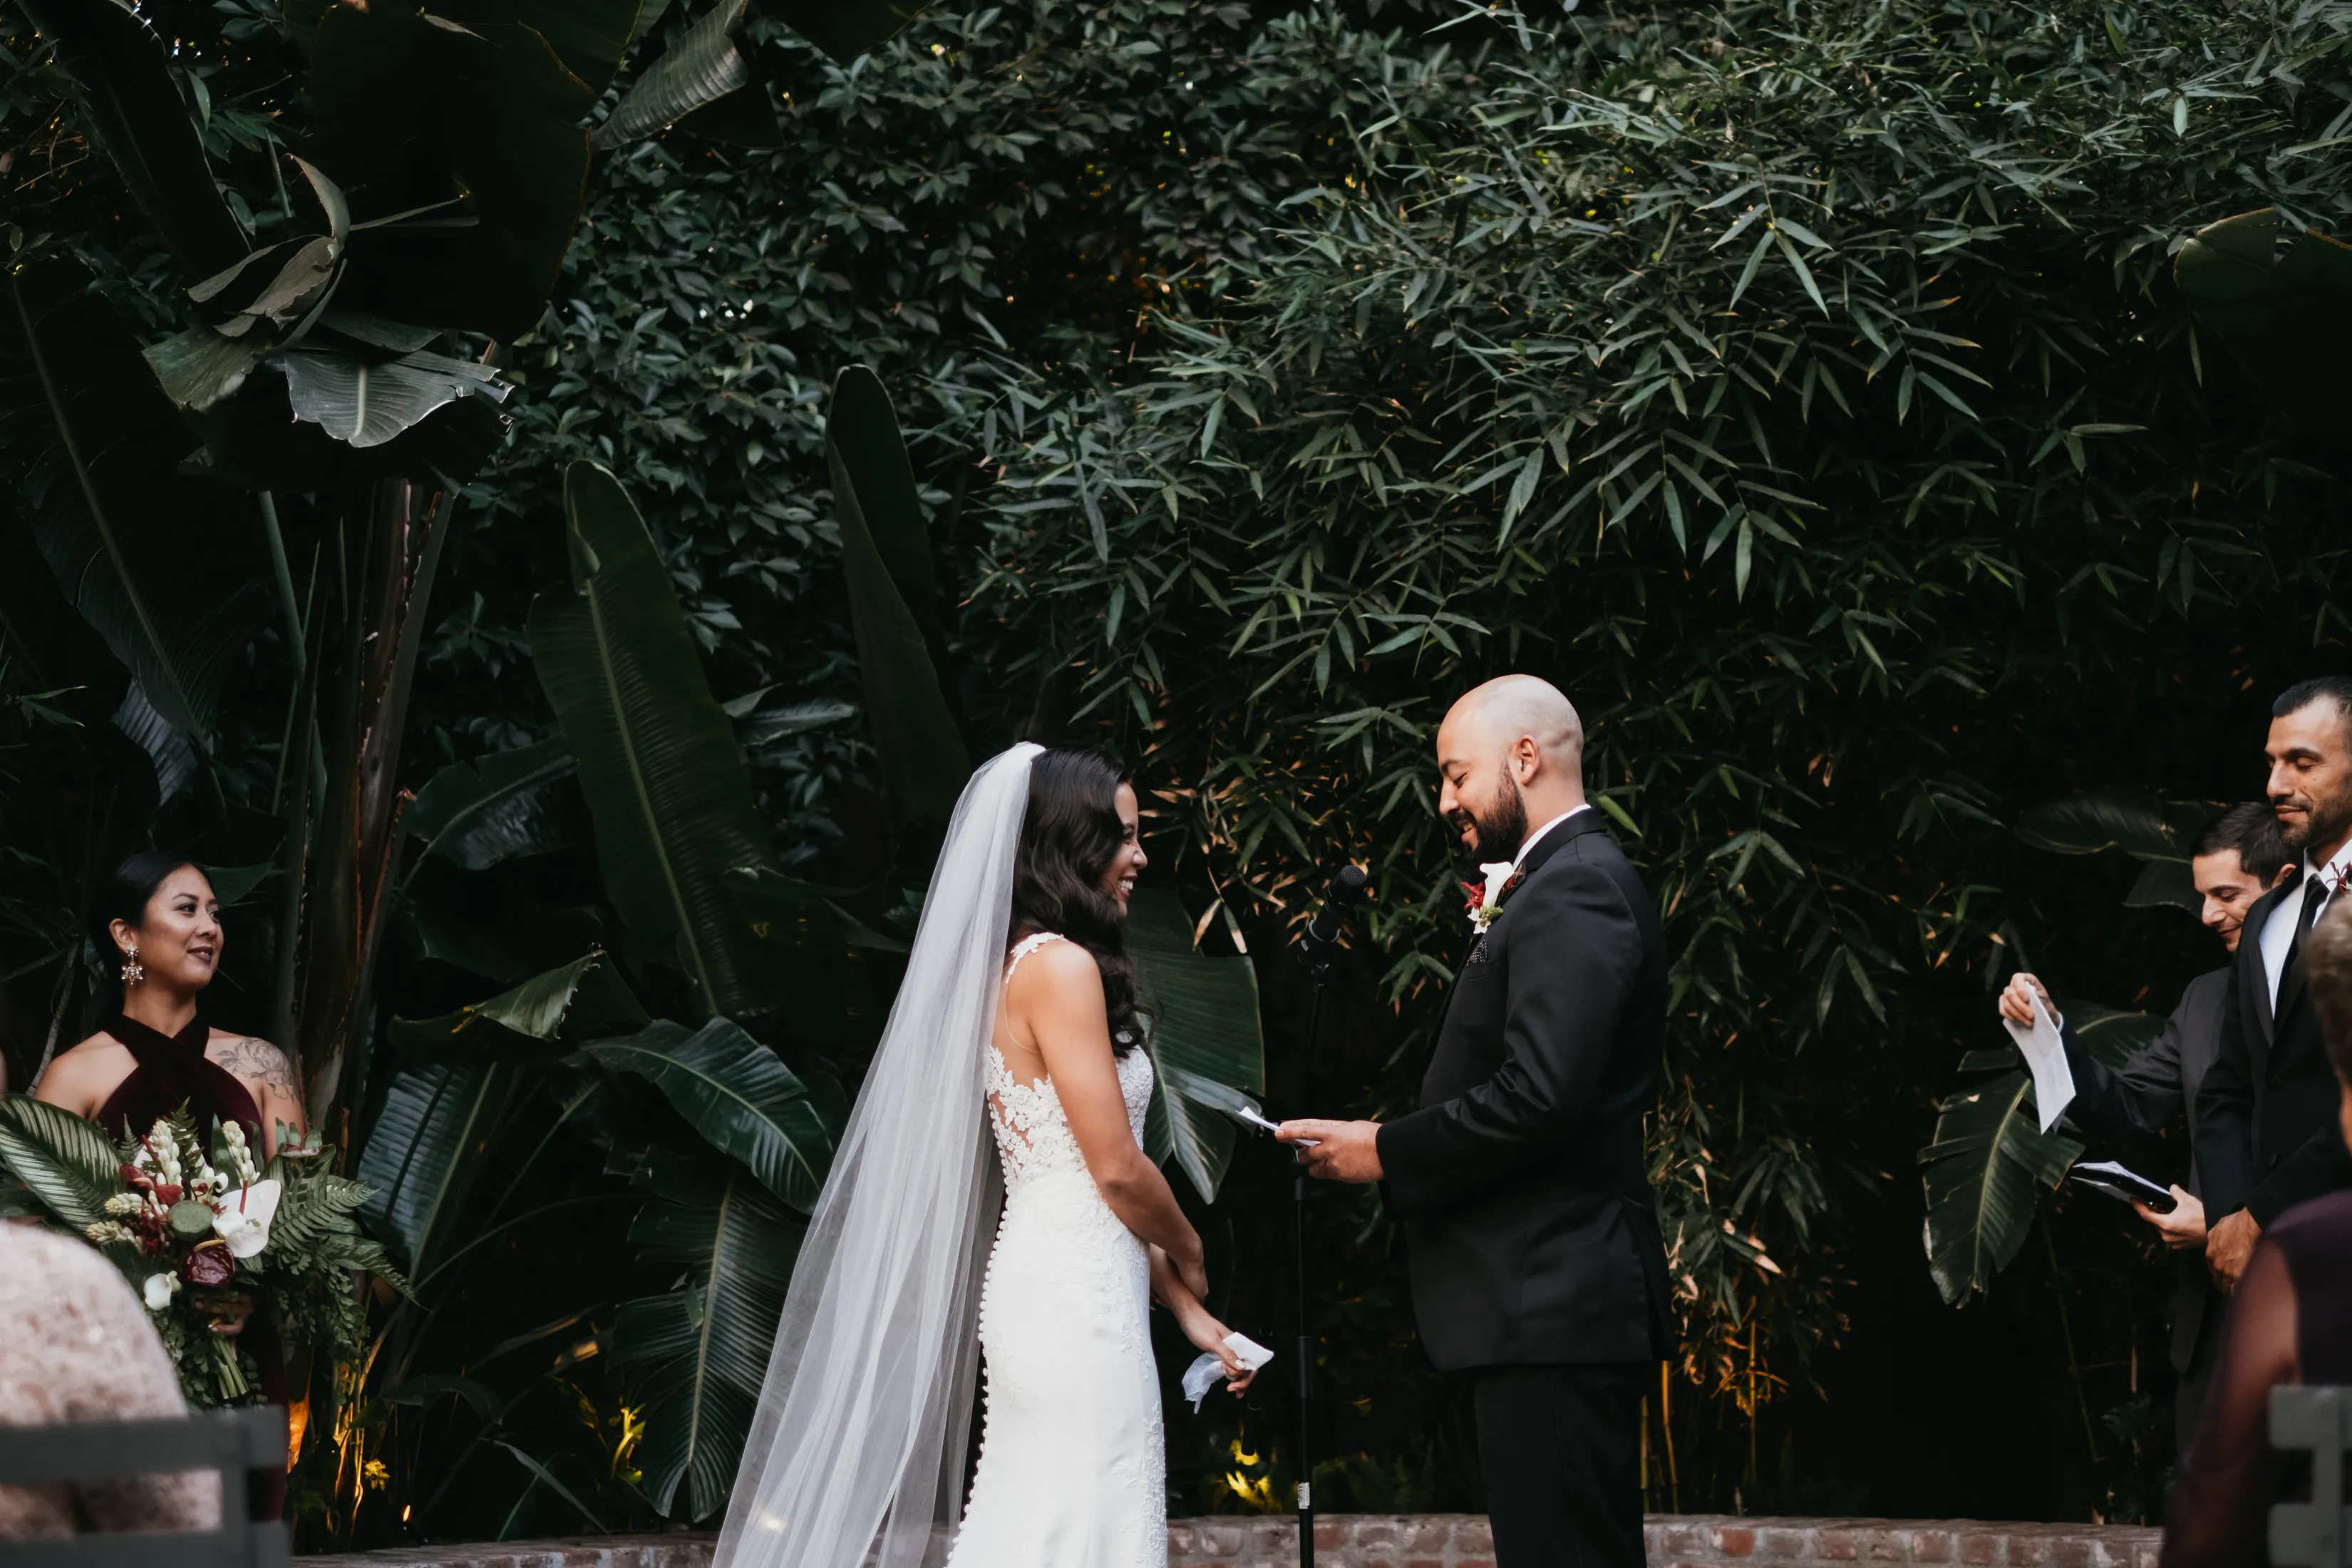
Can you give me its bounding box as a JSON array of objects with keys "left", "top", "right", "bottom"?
[{"left": 2279, "top": 871, "right": 2333, "bottom": 1012}]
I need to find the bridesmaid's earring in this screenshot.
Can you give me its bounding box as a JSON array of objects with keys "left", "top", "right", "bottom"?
[{"left": 120, "top": 945, "right": 143, "bottom": 988}]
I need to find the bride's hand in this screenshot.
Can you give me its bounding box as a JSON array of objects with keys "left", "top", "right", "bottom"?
[{"left": 1181, "top": 1309, "right": 1259, "bottom": 1396}]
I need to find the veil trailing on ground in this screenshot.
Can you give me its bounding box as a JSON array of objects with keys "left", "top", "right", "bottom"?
[{"left": 713, "top": 742, "right": 1042, "bottom": 1568}]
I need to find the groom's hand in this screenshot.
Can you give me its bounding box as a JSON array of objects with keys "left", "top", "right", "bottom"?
[{"left": 1277, "top": 1120, "right": 1383, "bottom": 1182}]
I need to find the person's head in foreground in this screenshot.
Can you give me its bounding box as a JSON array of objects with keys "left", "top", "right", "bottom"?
[
  {"left": 1012, "top": 747, "right": 1146, "bottom": 1045},
  {"left": 2194, "top": 801, "right": 2296, "bottom": 953},
  {"left": 2267, "top": 675, "right": 2352, "bottom": 862},
  {"left": 91, "top": 851, "right": 223, "bottom": 1018},
  {"left": 1435, "top": 674, "right": 1587, "bottom": 864}
]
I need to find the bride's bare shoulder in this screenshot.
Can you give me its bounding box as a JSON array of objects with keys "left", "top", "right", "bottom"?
[{"left": 1005, "top": 937, "right": 1103, "bottom": 1009}]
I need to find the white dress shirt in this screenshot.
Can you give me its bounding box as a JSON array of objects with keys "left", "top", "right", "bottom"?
[
  {"left": 1513, "top": 805, "right": 1592, "bottom": 869},
  {"left": 2259, "top": 838, "right": 2352, "bottom": 1008}
]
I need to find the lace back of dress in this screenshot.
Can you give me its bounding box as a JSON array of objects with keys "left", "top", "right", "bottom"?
[{"left": 986, "top": 934, "right": 1087, "bottom": 1190}]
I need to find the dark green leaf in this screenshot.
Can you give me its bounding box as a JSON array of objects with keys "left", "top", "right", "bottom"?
[
  {"left": 528, "top": 462, "right": 783, "bottom": 1015},
  {"left": 580, "top": 1018, "right": 836, "bottom": 1209},
  {"left": 390, "top": 950, "right": 649, "bottom": 1061},
  {"left": 827, "top": 366, "right": 967, "bottom": 828},
  {"left": 1917, "top": 1070, "right": 2082, "bottom": 1304},
  {"left": 1128, "top": 888, "right": 1263, "bottom": 1202},
  {"left": 407, "top": 738, "right": 577, "bottom": 871}
]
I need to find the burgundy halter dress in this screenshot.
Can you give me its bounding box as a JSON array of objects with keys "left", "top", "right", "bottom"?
[{"left": 91, "top": 1013, "right": 289, "bottom": 1520}]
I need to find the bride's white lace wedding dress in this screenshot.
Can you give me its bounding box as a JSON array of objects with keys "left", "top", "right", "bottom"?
[{"left": 945, "top": 931, "right": 1166, "bottom": 1568}]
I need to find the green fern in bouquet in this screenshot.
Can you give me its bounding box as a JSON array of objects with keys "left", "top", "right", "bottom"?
[{"left": 0, "top": 1093, "right": 408, "bottom": 1406}]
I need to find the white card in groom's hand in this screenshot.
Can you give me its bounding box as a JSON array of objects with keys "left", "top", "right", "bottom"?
[
  {"left": 1232, "top": 1103, "right": 1316, "bottom": 1147},
  {"left": 2003, "top": 989, "right": 2075, "bottom": 1133},
  {"left": 1182, "top": 1332, "right": 1275, "bottom": 1411}
]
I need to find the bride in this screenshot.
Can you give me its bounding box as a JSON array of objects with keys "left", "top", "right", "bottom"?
[{"left": 716, "top": 744, "right": 1258, "bottom": 1568}]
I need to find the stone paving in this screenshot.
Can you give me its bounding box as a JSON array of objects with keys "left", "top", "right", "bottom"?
[{"left": 296, "top": 1513, "right": 2166, "bottom": 1568}]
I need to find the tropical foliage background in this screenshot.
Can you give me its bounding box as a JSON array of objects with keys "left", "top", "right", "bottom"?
[{"left": 1, "top": 0, "right": 2348, "bottom": 1544}]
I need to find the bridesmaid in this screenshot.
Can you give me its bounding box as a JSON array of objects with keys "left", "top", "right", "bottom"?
[
  {"left": 31, "top": 850, "right": 308, "bottom": 1520},
  {"left": 35, "top": 852, "right": 306, "bottom": 1153}
]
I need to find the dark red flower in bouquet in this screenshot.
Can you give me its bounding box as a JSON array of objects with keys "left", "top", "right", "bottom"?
[
  {"left": 180, "top": 1239, "right": 235, "bottom": 1287},
  {"left": 153, "top": 1183, "right": 182, "bottom": 1207}
]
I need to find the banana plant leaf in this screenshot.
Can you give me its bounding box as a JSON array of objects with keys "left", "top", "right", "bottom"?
[
  {"left": 14, "top": 0, "right": 248, "bottom": 279},
  {"left": 408, "top": 738, "right": 577, "bottom": 872},
  {"left": 578, "top": 1018, "right": 837, "bottom": 1211},
  {"left": 144, "top": 157, "right": 355, "bottom": 416},
  {"left": 2015, "top": 789, "right": 2185, "bottom": 858},
  {"left": 1917, "top": 1067, "right": 2083, "bottom": 1305},
  {"left": 0, "top": 1092, "right": 126, "bottom": 1229},
  {"left": 733, "top": 696, "right": 857, "bottom": 749},
  {"left": 306, "top": 8, "right": 599, "bottom": 341},
  {"left": 2017, "top": 789, "right": 2212, "bottom": 915},
  {"left": 2174, "top": 207, "right": 2352, "bottom": 433},
  {"left": 827, "top": 366, "right": 967, "bottom": 829},
  {"left": 390, "top": 950, "right": 650, "bottom": 1061},
  {"left": 356, "top": 1061, "right": 512, "bottom": 1273},
  {"left": 2061, "top": 1001, "right": 2165, "bottom": 1071},
  {"left": 719, "top": 866, "right": 881, "bottom": 1048},
  {"left": 529, "top": 462, "right": 783, "bottom": 1016},
  {"left": 0, "top": 256, "right": 268, "bottom": 768},
  {"left": 274, "top": 346, "right": 512, "bottom": 450},
  {"left": 609, "top": 1150, "right": 802, "bottom": 1519},
  {"left": 594, "top": 0, "right": 748, "bottom": 148},
  {"left": 1127, "top": 889, "right": 1263, "bottom": 1202}
]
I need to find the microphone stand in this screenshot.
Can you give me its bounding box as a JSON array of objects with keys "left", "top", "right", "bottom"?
[{"left": 1289, "top": 931, "right": 1337, "bottom": 1568}]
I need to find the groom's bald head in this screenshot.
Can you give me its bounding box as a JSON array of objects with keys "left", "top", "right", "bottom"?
[
  {"left": 1436, "top": 676, "right": 1588, "bottom": 861},
  {"left": 1445, "top": 676, "right": 1584, "bottom": 771}
]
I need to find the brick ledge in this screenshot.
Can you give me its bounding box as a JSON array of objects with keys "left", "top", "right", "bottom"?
[{"left": 299, "top": 1512, "right": 2165, "bottom": 1567}]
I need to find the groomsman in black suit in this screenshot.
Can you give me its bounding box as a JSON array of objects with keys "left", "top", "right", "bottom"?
[
  {"left": 1996, "top": 801, "right": 2291, "bottom": 1453},
  {"left": 2202, "top": 676, "right": 2352, "bottom": 1293},
  {"left": 1281, "top": 675, "right": 1672, "bottom": 1568}
]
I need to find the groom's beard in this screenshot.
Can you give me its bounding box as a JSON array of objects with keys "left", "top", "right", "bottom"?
[{"left": 1454, "top": 781, "right": 1528, "bottom": 866}]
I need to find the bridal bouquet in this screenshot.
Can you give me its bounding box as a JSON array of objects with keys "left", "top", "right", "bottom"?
[{"left": 0, "top": 1100, "right": 406, "bottom": 1407}]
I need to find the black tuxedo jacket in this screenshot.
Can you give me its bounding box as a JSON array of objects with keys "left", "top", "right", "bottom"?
[
  {"left": 1376, "top": 813, "right": 1674, "bottom": 1370},
  {"left": 2058, "top": 967, "right": 2227, "bottom": 1371},
  {"left": 2197, "top": 878, "right": 2352, "bottom": 1227}
]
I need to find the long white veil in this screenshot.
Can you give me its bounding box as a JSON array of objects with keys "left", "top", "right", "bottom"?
[{"left": 714, "top": 742, "right": 1041, "bottom": 1568}]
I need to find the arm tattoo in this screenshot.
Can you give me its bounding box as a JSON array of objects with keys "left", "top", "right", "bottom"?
[{"left": 212, "top": 1036, "right": 300, "bottom": 1105}]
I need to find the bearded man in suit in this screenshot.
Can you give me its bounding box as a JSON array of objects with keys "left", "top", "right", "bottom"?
[
  {"left": 2202, "top": 676, "right": 2352, "bottom": 1293},
  {"left": 1281, "top": 675, "right": 1672, "bottom": 1568}
]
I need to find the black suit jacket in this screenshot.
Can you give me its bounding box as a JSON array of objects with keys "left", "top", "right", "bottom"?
[
  {"left": 2059, "top": 968, "right": 2227, "bottom": 1371},
  {"left": 2197, "top": 878, "right": 2352, "bottom": 1226},
  {"left": 1376, "top": 813, "right": 1674, "bottom": 1370}
]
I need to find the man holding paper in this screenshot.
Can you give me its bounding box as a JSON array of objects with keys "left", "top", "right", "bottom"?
[
  {"left": 1996, "top": 801, "right": 2291, "bottom": 1450},
  {"left": 1277, "top": 676, "right": 1672, "bottom": 1568}
]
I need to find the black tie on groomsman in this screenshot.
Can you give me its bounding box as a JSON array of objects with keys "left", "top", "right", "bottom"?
[
  {"left": 2200, "top": 677, "right": 2352, "bottom": 1293},
  {"left": 1996, "top": 802, "right": 2292, "bottom": 1455}
]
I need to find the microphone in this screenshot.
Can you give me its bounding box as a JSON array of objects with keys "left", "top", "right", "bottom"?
[{"left": 1296, "top": 864, "right": 1369, "bottom": 972}]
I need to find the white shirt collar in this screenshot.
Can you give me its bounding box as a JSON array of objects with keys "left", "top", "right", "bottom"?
[{"left": 1514, "top": 805, "right": 1591, "bottom": 868}]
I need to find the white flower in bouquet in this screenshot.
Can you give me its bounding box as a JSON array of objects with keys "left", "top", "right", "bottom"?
[
  {"left": 210, "top": 1178, "right": 281, "bottom": 1259},
  {"left": 143, "top": 1272, "right": 180, "bottom": 1311},
  {"left": 220, "top": 1122, "right": 260, "bottom": 1189}
]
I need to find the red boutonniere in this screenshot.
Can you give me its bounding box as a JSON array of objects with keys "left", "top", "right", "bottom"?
[{"left": 1463, "top": 865, "right": 1526, "bottom": 933}]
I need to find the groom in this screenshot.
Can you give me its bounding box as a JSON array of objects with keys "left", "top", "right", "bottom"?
[{"left": 1280, "top": 675, "right": 1672, "bottom": 1567}]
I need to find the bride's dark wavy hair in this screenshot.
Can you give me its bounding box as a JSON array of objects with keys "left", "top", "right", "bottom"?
[{"left": 1011, "top": 748, "right": 1142, "bottom": 1054}]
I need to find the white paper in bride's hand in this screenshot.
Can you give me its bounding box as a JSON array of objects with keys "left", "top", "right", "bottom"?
[
  {"left": 2003, "top": 989, "right": 2075, "bottom": 1133},
  {"left": 1183, "top": 1333, "right": 1276, "bottom": 1412}
]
